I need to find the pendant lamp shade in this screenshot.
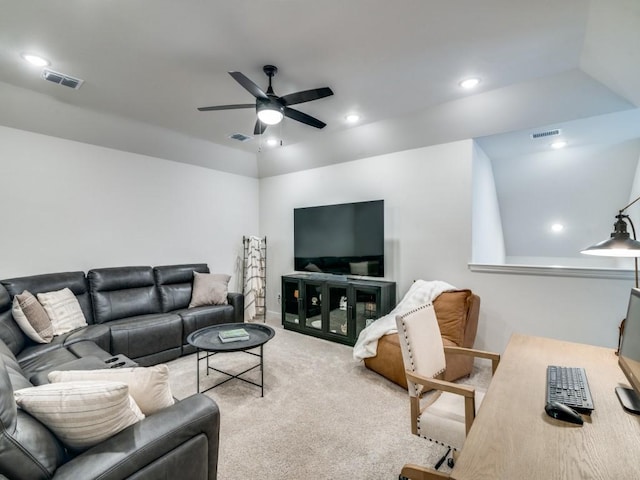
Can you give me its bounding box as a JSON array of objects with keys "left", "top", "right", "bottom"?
[{"left": 581, "top": 215, "right": 640, "bottom": 257}]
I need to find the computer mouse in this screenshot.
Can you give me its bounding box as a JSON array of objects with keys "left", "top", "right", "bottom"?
[{"left": 545, "top": 401, "right": 583, "bottom": 425}]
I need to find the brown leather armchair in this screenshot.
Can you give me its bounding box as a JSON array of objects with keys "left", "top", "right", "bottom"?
[{"left": 364, "top": 290, "right": 480, "bottom": 389}]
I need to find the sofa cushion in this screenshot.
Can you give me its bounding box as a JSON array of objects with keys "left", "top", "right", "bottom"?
[
  {"left": 108, "top": 313, "right": 182, "bottom": 360},
  {"left": 1, "top": 271, "right": 94, "bottom": 324},
  {"left": 37, "top": 288, "right": 87, "bottom": 336},
  {"left": 189, "top": 272, "right": 230, "bottom": 307},
  {"left": 49, "top": 364, "right": 175, "bottom": 415},
  {"left": 18, "top": 344, "right": 81, "bottom": 380},
  {"left": 154, "top": 263, "right": 210, "bottom": 313},
  {"left": 12, "top": 291, "right": 54, "bottom": 343},
  {"left": 14, "top": 381, "right": 145, "bottom": 451},
  {"left": 16, "top": 325, "right": 110, "bottom": 366},
  {"left": 88, "top": 266, "right": 161, "bottom": 323},
  {"left": 29, "top": 356, "right": 111, "bottom": 386}
]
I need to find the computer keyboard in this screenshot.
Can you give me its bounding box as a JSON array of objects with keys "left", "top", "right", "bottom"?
[{"left": 546, "top": 365, "right": 594, "bottom": 413}]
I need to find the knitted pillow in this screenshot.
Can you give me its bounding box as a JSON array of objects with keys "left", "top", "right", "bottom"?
[{"left": 12, "top": 290, "right": 54, "bottom": 343}]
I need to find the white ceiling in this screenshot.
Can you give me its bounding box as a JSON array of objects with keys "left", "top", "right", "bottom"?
[
  {"left": 1, "top": 0, "right": 639, "bottom": 262},
  {"left": 1, "top": 1, "right": 637, "bottom": 170}
]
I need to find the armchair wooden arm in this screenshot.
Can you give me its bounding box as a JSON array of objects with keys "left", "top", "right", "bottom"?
[
  {"left": 443, "top": 345, "right": 501, "bottom": 374},
  {"left": 406, "top": 370, "right": 475, "bottom": 398},
  {"left": 401, "top": 464, "right": 450, "bottom": 479},
  {"left": 405, "top": 369, "right": 477, "bottom": 435}
]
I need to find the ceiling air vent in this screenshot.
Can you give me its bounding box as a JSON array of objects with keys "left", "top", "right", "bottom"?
[
  {"left": 530, "top": 128, "right": 561, "bottom": 139},
  {"left": 228, "top": 133, "right": 252, "bottom": 142},
  {"left": 42, "top": 69, "right": 84, "bottom": 90}
]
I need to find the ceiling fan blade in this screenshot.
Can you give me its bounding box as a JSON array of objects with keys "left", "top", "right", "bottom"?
[
  {"left": 280, "top": 87, "right": 333, "bottom": 106},
  {"left": 229, "top": 71, "right": 268, "bottom": 99},
  {"left": 284, "top": 107, "right": 326, "bottom": 129},
  {"left": 254, "top": 119, "right": 268, "bottom": 135},
  {"left": 197, "top": 104, "right": 255, "bottom": 112}
]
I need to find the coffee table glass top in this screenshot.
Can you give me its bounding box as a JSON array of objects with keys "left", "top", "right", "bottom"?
[{"left": 187, "top": 323, "right": 275, "bottom": 352}]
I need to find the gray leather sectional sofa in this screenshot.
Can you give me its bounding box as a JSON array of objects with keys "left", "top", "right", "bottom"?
[{"left": 0, "top": 263, "right": 244, "bottom": 480}]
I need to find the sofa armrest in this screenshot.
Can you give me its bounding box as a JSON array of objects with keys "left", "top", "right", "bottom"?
[
  {"left": 227, "top": 292, "right": 244, "bottom": 323},
  {"left": 64, "top": 324, "right": 111, "bottom": 353},
  {"left": 30, "top": 356, "right": 108, "bottom": 385},
  {"left": 52, "top": 394, "right": 220, "bottom": 480}
]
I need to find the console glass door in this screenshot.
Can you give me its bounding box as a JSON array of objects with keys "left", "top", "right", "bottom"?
[
  {"left": 304, "top": 281, "right": 323, "bottom": 330},
  {"left": 327, "top": 284, "right": 349, "bottom": 337},
  {"left": 352, "top": 286, "right": 380, "bottom": 340},
  {"left": 282, "top": 279, "right": 301, "bottom": 326}
]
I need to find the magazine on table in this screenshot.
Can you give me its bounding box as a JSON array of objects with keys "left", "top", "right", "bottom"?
[{"left": 218, "top": 327, "right": 250, "bottom": 343}]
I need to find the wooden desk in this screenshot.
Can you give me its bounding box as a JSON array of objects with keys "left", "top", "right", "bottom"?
[{"left": 451, "top": 334, "right": 640, "bottom": 480}]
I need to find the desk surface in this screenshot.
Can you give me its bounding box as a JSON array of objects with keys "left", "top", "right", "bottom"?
[{"left": 451, "top": 333, "right": 640, "bottom": 480}]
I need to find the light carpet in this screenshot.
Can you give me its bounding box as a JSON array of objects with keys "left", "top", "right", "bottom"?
[{"left": 167, "top": 322, "right": 490, "bottom": 479}]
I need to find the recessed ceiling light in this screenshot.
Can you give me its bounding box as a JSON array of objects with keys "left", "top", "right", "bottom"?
[
  {"left": 551, "top": 223, "right": 564, "bottom": 233},
  {"left": 345, "top": 113, "right": 360, "bottom": 123},
  {"left": 20, "top": 53, "right": 50, "bottom": 67},
  {"left": 266, "top": 138, "right": 279, "bottom": 147},
  {"left": 551, "top": 140, "right": 568, "bottom": 149},
  {"left": 459, "top": 77, "right": 480, "bottom": 89}
]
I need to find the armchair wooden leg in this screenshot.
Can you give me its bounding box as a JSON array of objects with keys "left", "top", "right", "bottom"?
[
  {"left": 464, "top": 395, "right": 476, "bottom": 435},
  {"left": 400, "top": 464, "right": 450, "bottom": 479}
]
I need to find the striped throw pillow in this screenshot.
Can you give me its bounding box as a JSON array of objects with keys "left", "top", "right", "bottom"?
[
  {"left": 14, "top": 381, "right": 144, "bottom": 450},
  {"left": 48, "top": 364, "right": 175, "bottom": 415}
]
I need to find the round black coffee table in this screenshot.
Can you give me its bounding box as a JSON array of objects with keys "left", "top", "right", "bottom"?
[{"left": 187, "top": 323, "right": 275, "bottom": 396}]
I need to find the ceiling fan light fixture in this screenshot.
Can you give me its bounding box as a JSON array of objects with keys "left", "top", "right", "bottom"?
[
  {"left": 345, "top": 113, "right": 360, "bottom": 123},
  {"left": 257, "top": 103, "right": 284, "bottom": 125}
]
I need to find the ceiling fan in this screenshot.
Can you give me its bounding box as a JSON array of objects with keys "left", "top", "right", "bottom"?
[{"left": 197, "top": 65, "right": 334, "bottom": 135}]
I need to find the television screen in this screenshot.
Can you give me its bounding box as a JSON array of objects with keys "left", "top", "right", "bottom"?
[{"left": 294, "top": 200, "right": 384, "bottom": 277}]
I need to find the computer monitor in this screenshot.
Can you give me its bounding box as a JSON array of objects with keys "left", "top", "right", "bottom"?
[{"left": 616, "top": 288, "right": 640, "bottom": 414}]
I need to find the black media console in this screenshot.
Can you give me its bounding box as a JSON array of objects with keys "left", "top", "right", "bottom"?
[{"left": 281, "top": 273, "right": 396, "bottom": 346}]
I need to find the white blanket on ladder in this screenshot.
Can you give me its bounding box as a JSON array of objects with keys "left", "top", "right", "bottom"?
[
  {"left": 352, "top": 279, "right": 457, "bottom": 361},
  {"left": 244, "top": 236, "right": 265, "bottom": 321}
]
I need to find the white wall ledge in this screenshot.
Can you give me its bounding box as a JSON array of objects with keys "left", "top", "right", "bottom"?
[{"left": 468, "top": 263, "right": 635, "bottom": 281}]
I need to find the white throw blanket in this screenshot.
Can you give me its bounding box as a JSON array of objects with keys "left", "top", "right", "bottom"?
[
  {"left": 352, "top": 279, "right": 457, "bottom": 360},
  {"left": 244, "top": 236, "right": 265, "bottom": 321}
]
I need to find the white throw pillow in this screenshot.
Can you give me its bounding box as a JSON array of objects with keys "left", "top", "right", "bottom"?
[
  {"left": 14, "top": 381, "right": 144, "bottom": 450},
  {"left": 48, "top": 364, "right": 175, "bottom": 415},
  {"left": 37, "top": 288, "right": 88, "bottom": 336},
  {"left": 12, "top": 290, "right": 54, "bottom": 343}
]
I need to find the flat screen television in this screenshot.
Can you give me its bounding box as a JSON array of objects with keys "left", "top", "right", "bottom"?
[
  {"left": 617, "top": 287, "right": 640, "bottom": 414},
  {"left": 294, "top": 200, "right": 384, "bottom": 277}
]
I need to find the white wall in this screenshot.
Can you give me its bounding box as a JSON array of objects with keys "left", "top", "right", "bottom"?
[
  {"left": 471, "top": 142, "right": 505, "bottom": 264},
  {"left": 260, "top": 140, "right": 633, "bottom": 353},
  {"left": 0, "top": 126, "right": 259, "bottom": 290},
  {"left": 5, "top": 123, "right": 630, "bottom": 355},
  {"left": 260, "top": 140, "right": 475, "bottom": 305}
]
